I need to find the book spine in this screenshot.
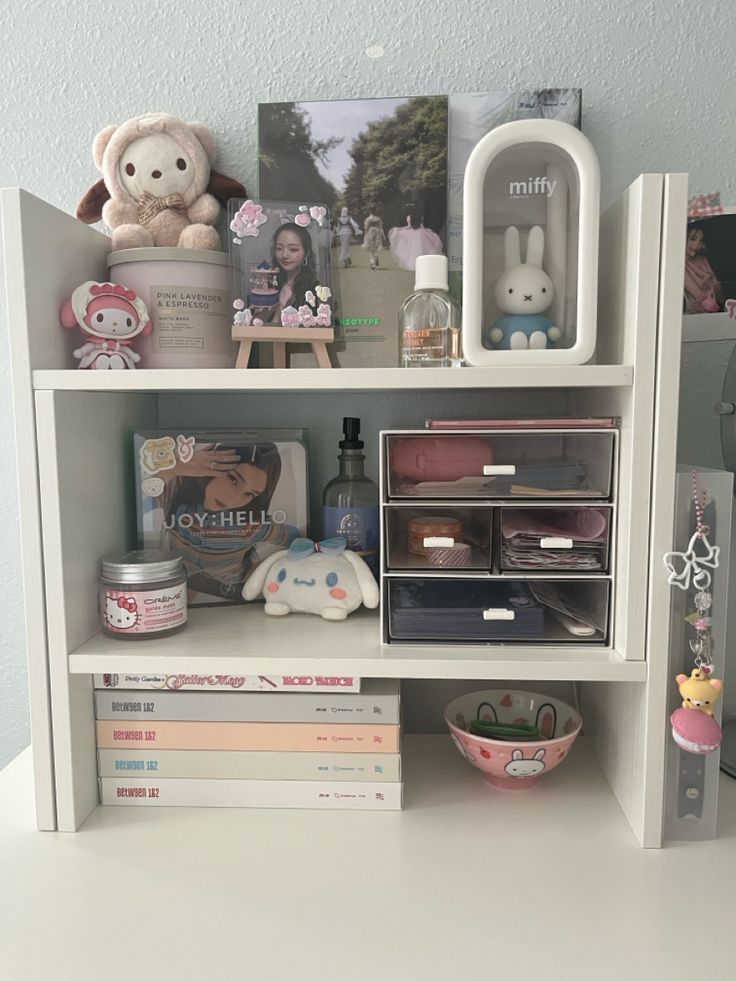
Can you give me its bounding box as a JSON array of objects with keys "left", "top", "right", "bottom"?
[
  {"left": 97, "top": 748, "right": 402, "bottom": 781},
  {"left": 100, "top": 777, "right": 403, "bottom": 810},
  {"left": 94, "top": 686, "right": 400, "bottom": 724},
  {"left": 93, "top": 673, "right": 362, "bottom": 693},
  {"left": 95, "top": 720, "right": 401, "bottom": 753}
]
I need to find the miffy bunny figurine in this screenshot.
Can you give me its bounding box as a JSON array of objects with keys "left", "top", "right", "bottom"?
[
  {"left": 483, "top": 225, "right": 561, "bottom": 351},
  {"left": 242, "top": 536, "right": 379, "bottom": 620}
]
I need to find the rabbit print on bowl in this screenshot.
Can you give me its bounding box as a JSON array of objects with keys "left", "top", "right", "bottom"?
[
  {"left": 483, "top": 226, "right": 561, "bottom": 351},
  {"left": 444, "top": 689, "right": 582, "bottom": 789}
]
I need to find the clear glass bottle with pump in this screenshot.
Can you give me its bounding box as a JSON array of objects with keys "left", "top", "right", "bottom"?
[
  {"left": 399, "top": 254, "right": 463, "bottom": 367},
  {"left": 322, "top": 417, "right": 379, "bottom": 579}
]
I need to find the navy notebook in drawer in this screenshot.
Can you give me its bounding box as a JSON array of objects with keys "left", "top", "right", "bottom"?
[{"left": 388, "top": 580, "right": 544, "bottom": 641}]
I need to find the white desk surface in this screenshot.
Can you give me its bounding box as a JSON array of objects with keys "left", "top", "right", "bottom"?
[{"left": 1, "top": 736, "right": 735, "bottom": 981}]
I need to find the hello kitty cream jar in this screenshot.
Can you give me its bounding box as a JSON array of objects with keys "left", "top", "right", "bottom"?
[{"left": 99, "top": 550, "right": 187, "bottom": 640}]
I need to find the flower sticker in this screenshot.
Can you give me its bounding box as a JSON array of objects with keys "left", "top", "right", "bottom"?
[
  {"left": 298, "top": 304, "right": 317, "bottom": 327},
  {"left": 309, "top": 206, "right": 327, "bottom": 225},
  {"left": 305, "top": 290, "right": 316, "bottom": 308},
  {"left": 281, "top": 306, "right": 300, "bottom": 327},
  {"left": 316, "top": 303, "right": 332, "bottom": 326},
  {"left": 233, "top": 298, "right": 245, "bottom": 310},
  {"left": 294, "top": 213, "right": 310, "bottom": 228},
  {"left": 230, "top": 200, "right": 268, "bottom": 239},
  {"left": 315, "top": 285, "right": 331, "bottom": 302}
]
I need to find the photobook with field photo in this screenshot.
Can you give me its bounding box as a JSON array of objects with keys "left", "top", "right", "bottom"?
[{"left": 258, "top": 96, "right": 449, "bottom": 367}]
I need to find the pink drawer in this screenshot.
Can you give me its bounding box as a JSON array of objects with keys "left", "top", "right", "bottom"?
[
  {"left": 499, "top": 506, "right": 612, "bottom": 573},
  {"left": 385, "top": 431, "right": 615, "bottom": 500}
]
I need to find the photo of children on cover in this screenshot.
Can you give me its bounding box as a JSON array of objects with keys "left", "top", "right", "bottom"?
[
  {"left": 135, "top": 430, "right": 308, "bottom": 605},
  {"left": 258, "top": 97, "right": 448, "bottom": 367}
]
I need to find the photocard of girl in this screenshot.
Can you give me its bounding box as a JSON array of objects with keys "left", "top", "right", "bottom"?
[
  {"left": 135, "top": 429, "right": 309, "bottom": 605},
  {"left": 684, "top": 223, "right": 724, "bottom": 314},
  {"left": 228, "top": 199, "right": 333, "bottom": 328}
]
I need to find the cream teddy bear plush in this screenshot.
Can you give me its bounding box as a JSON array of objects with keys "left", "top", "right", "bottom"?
[{"left": 77, "top": 113, "right": 246, "bottom": 251}]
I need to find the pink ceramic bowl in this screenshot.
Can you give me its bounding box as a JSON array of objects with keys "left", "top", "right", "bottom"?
[{"left": 444, "top": 689, "right": 582, "bottom": 790}]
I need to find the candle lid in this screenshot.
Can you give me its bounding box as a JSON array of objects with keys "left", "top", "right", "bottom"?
[{"left": 101, "top": 550, "right": 184, "bottom": 584}]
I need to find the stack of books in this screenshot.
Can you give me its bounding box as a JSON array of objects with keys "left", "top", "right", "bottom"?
[{"left": 93, "top": 673, "right": 402, "bottom": 810}]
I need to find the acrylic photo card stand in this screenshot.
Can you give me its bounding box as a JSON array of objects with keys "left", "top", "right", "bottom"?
[
  {"left": 664, "top": 467, "right": 732, "bottom": 841},
  {"left": 228, "top": 199, "right": 335, "bottom": 368},
  {"left": 462, "top": 119, "right": 600, "bottom": 365}
]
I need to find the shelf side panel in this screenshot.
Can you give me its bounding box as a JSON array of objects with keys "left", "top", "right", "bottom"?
[
  {"left": 35, "top": 389, "right": 157, "bottom": 831},
  {"left": 1, "top": 189, "right": 59, "bottom": 828},
  {"left": 5, "top": 189, "right": 111, "bottom": 372},
  {"left": 640, "top": 173, "right": 689, "bottom": 846},
  {"left": 597, "top": 174, "right": 664, "bottom": 660},
  {"left": 582, "top": 173, "right": 689, "bottom": 847}
]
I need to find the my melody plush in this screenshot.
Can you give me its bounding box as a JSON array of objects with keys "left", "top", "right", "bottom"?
[
  {"left": 76, "top": 113, "right": 247, "bottom": 251},
  {"left": 60, "top": 281, "right": 151, "bottom": 369},
  {"left": 483, "top": 225, "right": 561, "bottom": 351},
  {"left": 242, "top": 537, "right": 380, "bottom": 620}
]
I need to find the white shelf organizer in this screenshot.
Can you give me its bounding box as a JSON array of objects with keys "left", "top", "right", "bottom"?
[{"left": 1, "top": 176, "right": 687, "bottom": 844}]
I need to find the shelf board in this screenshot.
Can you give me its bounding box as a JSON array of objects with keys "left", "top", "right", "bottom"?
[
  {"left": 4, "top": 742, "right": 736, "bottom": 975},
  {"left": 33, "top": 364, "right": 634, "bottom": 393},
  {"left": 682, "top": 312, "right": 736, "bottom": 343},
  {"left": 68, "top": 605, "right": 645, "bottom": 681}
]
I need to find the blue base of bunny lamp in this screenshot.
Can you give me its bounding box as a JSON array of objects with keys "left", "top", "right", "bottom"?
[{"left": 483, "top": 313, "right": 559, "bottom": 350}]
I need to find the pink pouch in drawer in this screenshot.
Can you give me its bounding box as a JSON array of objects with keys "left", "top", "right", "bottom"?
[{"left": 390, "top": 437, "right": 494, "bottom": 482}]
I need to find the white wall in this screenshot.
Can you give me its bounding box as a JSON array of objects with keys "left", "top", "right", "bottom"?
[{"left": 1, "top": 0, "right": 735, "bottom": 768}]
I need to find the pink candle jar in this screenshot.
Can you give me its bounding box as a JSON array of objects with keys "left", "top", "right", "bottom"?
[
  {"left": 108, "top": 248, "right": 235, "bottom": 368},
  {"left": 99, "top": 550, "right": 188, "bottom": 640}
]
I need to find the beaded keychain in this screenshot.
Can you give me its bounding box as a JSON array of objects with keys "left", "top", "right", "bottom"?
[{"left": 663, "top": 473, "right": 724, "bottom": 755}]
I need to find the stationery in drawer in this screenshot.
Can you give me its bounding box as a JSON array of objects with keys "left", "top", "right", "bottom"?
[
  {"left": 387, "top": 579, "right": 545, "bottom": 641},
  {"left": 384, "top": 506, "right": 492, "bottom": 571},
  {"left": 499, "top": 507, "right": 612, "bottom": 572},
  {"left": 528, "top": 581, "right": 610, "bottom": 642},
  {"left": 385, "top": 431, "right": 615, "bottom": 500},
  {"left": 387, "top": 577, "right": 610, "bottom": 643}
]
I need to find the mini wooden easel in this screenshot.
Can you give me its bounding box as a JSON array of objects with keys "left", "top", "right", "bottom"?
[{"left": 233, "top": 325, "right": 334, "bottom": 369}]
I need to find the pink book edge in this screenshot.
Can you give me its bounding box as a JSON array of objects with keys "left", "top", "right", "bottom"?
[{"left": 425, "top": 418, "right": 619, "bottom": 429}]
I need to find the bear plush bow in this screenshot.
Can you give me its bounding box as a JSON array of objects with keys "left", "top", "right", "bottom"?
[
  {"left": 287, "top": 537, "right": 347, "bottom": 560},
  {"left": 138, "top": 191, "right": 187, "bottom": 224}
]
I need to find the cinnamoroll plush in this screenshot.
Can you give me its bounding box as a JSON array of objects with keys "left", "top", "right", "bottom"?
[
  {"left": 242, "top": 537, "right": 379, "bottom": 620},
  {"left": 76, "top": 113, "right": 247, "bottom": 251}
]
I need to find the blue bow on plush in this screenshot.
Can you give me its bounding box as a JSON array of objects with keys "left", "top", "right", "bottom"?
[{"left": 287, "top": 537, "right": 347, "bottom": 560}]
